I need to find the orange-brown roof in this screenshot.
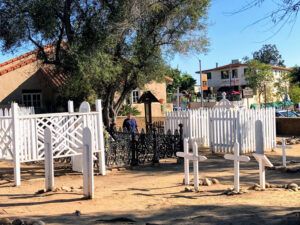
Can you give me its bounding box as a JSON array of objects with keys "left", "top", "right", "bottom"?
[
  {"left": 0, "top": 45, "right": 53, "bottom": 76},
  {"left": 40, "top": 66, "right": 69, "bottom": 88}
]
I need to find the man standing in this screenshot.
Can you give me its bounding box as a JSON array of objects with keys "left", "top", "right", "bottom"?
[{"left": 122, "top": 113, "right": 138, "bottom": 134}]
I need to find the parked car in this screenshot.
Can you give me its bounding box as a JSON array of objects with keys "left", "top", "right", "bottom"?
[{"left": 275, "top": 110, "right": 299, "bottom": 118}]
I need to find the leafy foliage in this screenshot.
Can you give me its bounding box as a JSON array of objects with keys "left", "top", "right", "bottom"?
[
  {"left": 289, "top": 66, "right": 300, "bottom": 84},
  {"left": 289, "top": 85, "right": 300, "bottom": 103},
  {"left": 253, "top": 44, "right": 285, "bottom": 66},
  {"left": 0, "top": 0, "right": 210, "bottom": 126},
  {"left": 245, "top": 60, "right": 273, "bottom": 103},
  {"left": 166, "top": 67, "right": 196, "bottom": 94},
  {"left": 118, "top": 105, "right": 141, "bottom": 116}
]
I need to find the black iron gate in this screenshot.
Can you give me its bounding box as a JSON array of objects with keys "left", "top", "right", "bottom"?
[{"left": 105, "top": 124, "right": 183, "bottom": 168}]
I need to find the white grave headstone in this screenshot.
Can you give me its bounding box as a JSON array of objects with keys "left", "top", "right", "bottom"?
[
  {"left": 224, "top": 142, "right": 250, "bottom": 192},
  {"left": 44, "top": 127, "right": 54, "bottom": 191},
  {"left": 252, "top": 120, "right": 273, "bottom": 189},
  {"left": 176, "top": 139, "right": 207, "bottom": 191}
]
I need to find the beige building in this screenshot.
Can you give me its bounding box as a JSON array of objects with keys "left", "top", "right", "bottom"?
[
  {"left": 0, "top": 50, "right": 172, "bottom": 116},
  {"left": 126, "top": 77, "right": 173, "bottom": 117},
  {"left": 0, "top": 48, "right": 64, "bottom": 112}
]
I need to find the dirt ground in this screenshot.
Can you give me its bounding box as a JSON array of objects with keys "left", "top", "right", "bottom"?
[{"left": 0, "top": 145, "right": 300, "bottom": 225}]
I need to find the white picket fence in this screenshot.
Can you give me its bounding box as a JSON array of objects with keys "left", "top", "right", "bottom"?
[
  {"left": 165, "top": 107, "right": 276, "bottom": 154},
  {"left": 0, "top": 106, "right": 35, "bottom": 116},
  {"left": 0, "top": 100, "right": 105, "bottom": 186}
]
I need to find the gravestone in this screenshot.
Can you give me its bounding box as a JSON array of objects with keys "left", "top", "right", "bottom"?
[
  {"left": 255, "top": 120, "right": 264, "bottom": 154},
  {"left": 176, "top": 139, "right": 207, "bottom": 192}
]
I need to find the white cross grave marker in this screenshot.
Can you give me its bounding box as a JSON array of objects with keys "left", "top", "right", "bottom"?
[
  {"left": 224, "top": 142, "right": 250, "bottom": 193},
  {"left": 276, "top": 138, "right": 292, "bottom": 167},
  {"left": 176, "top": 138, "right": 207, "bottom": 192},
  {"left": 252, "top": 120, "right": 273, "bottom": 189}
]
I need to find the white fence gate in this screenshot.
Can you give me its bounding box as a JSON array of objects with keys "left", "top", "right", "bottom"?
[
  {"left": 0, "top": 100, "right": 105, "bottom": 186},
  {"left": 165, "top": 108, "right": 276, "bottom": 154}
]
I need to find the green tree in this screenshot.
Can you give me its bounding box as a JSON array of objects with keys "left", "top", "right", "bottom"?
[
  {"left": 253, "top": 44, "right": 285, "bottom": 66},
  {"left": 0, "top": 0, "right": 210, "bottom": 127},
  {"left": 289, "top": 85, "right": 300, "bottom": 103},
  {"left": 274, "top": 72, "right": 291, "bottom": 99},
  {"left": 289, "top": 66, "right": 300, "bottom": 84},
  {"left": 245, "top": 60, "right": 273, "bottom": 104},
  {"left": 166, "top": 68, "right": 196, "bottom": 102}
]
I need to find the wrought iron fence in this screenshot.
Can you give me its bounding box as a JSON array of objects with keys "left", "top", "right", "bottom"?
[{"left": 105, "top": 124, "right": 183, "bottom": 168}]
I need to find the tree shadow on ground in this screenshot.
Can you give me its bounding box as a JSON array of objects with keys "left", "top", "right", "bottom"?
[{"left": 15, "top": 204, "right": 300, "bottom": 225}]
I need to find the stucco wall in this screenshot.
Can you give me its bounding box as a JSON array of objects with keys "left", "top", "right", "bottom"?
[
  {"left": 276, "top": 118, "right": 300, "bottom": 136},
  {"left": 0, "top": 62, "right": 56, "bottom": 111}
]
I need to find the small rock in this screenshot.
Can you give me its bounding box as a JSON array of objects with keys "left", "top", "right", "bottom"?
[
  {"left": 274, "top": 184, "right": 283, "bottom": 188},
  {"left": 211, "top": 178, "right": 220, "bottom": 184},
  {"left": 61, "top": 186, "right": 72, "bottom": 192},
  {"left": 198, "top": 179, "right": 204, "bottom": 186},
  {"left": 277, "top": 140, "right": 282, "bottom": 145},
  {"left": 0, "top": 218, "right": 12, "bottom": 225},
  {"left": 265, "top": 183, "right": 271, "bottom": 188},
  {"left": 291, "top": 187, "right": 298, "bottom": 192},
  {"left": 24, "top": 219, "right": 45, "bottom": 225},
  {"left": 184, "top": 187, "right": 193, "bottom": 192},
  {"left": 249, "top": 183, "right": 260, "bottom": 190},
  {"left": 203, "top": 178, "right": 212, "bottom": 186},
  {"left": 79, "top": 186, "right": 83, "bottom": 189},
  {"left": 35, "top": 189, "right": 45, "bottom": 195},
  {"left": 288, "top": 183, "right": 298, "bottom": 189},
  {"left": 118, "top": 168, "right": 126, "bottom": 171},
  {"left": 254, "top": 186, "right": 261, "bottom": 191},
  {"left": 12, "top": 219, "right": 23, "bottom": 225},
  {"left": 74, "top": 210, "right": 81, "bottom": 216}
]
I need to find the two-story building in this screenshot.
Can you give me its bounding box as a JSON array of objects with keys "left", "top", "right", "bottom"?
[{"left": 202, "top": 59, "right": 292, "bottom": 103}]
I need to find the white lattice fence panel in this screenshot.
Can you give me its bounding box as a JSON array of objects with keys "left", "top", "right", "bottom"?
[
  {"left": 18, "top": 113, "right": 100, "bottom": 162},
  {"left": 0, "top": 117, "right": 13, "bottom": 160}
]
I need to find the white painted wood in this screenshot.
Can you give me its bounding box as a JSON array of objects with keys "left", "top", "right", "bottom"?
[
  {"left": 96, "top": 100, "right": 106, "bottom": 175},
  {"left": 165, "top": 107, "right": 276, "bottom": 154},
  {"left": 82, "top": 127, "right": 94, "bottom": 199},
  {"left": 176, "top": 139, "right": 207, "bottom": 191},
  {"left": 224, "top": 142, "right": 250, "bottom": 192},
  {"left": 44, "top": 127, "right": 54, "bottom": 191},
  {"left": 276, "top": 138, "right": 292, "bottom": 167},
  {"left": 12, "top": 103, "right": 21, "bottom": 186}
]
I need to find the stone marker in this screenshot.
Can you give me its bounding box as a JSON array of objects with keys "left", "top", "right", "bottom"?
[
  {"left": 224, "top": 141, "right": 250, "bottom": 193},
  {"left": 252, "top": 120, "right": 273, "bottom": 189},
  {"left": 177, "top": 139, "right": 207, "bottom": 192}
]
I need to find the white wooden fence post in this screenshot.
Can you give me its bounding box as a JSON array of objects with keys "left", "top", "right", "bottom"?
[
  {"left": 44, "top": 127, "right": 54, "bottom": 191},
  {"left": 96, "top": 100, "right": 106, "bottom": 175},
  {"left": 82, "top": 127, "right": 94, "bottom": 199},
  {"left": 12, "top": 103, "right": 21, "bottom": 186},
  {"left": 68, "top": 100, "right": 74, "bottom": 113}
]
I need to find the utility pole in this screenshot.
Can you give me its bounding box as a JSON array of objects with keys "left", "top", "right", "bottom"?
[{"left": 199, "top": 59, "right": 203, "bottom": 108}]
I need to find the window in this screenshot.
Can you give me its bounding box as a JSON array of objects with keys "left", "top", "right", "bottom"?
[
  {"left": 244, "top": 68, "right": 248, "bottom": 75},
  {"left": 131, "top": 90, "right": 139, "bottom": 103},
  {"left": 22, "top": 92, "right": 42, "bottom": 108},
  {"left": 221, "top": 70, "right": 229, "bottom": 79},
  {"left": 232, "top": 69, "right": 238, "bottom": 78},
  {"left": 203, "top": 81, "right": 207, "bottom": 87},
  {"left": 207, "top": 72, "right": 212, "bottom": 79}
]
